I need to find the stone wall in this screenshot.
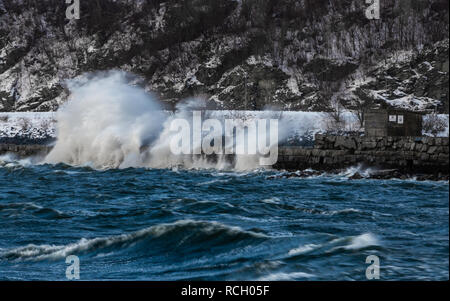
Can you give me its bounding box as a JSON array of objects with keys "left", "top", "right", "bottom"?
[
  {"left": 1, "top": 135, "right": 449, "bottom": 175},
  {"left": 275, "top": 135, "right": 449, "bottom": 174},
  {"left": 0, "top": 144, "right": 52, "bottom": 157}
]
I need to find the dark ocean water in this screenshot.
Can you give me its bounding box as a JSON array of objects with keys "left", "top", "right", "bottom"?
[{"left": 0, "top": 157, "right": 448, "bottom": 281}]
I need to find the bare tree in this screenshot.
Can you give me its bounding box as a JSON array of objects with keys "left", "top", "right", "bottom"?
[
  {"left": 327, "top": 96, "right": 344, "bottom": 123},
  {"left": 351, "top": 97, "right": 372, "bottom": 129},
  {"left": 18, "top": 117, "right": 32, "bottom": 132},
  {"left": 325, "top": 94, "right": 347, "bottom": 132}
]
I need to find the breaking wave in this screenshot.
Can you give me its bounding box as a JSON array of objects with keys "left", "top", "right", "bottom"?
[
  {"left": 0, "top": 154, "right": 35, "bottom": 169},
  {"left": 1, "top": 220, "right": 267, "bottom": 262},
  {"left": 43, "top": 71, "right": 285, "bottom": 171}
]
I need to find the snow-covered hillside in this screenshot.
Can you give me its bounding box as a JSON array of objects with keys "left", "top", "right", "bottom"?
[{"left": 0, "top": 0, "right": 448, "bottom": 112}]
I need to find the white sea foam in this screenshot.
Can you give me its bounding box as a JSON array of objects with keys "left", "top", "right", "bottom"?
[
  {"left": 339, "top": 164, "right": 377, "bottom": 178},
  {"left": 260, "top": 197, "right": 281, "bottom": 204},
  {"left": 288, "top": 233, "right": 380, "bottom": 257},
  {"left": 0, "top": 153, "right": 36, "bottom": 168},
  {"left": 287, "top": 244, "right": 319, "bottom": 255},
  {"left": 328, "top": 233, "right": 379, "bottom": 252},
  {"left": 43, "top": 71, "right": 288, "bottom": 171},
  {"left": 343, "top": 233, "right": 379, "bottom": 250},
  {"left": 328, "top": 208, "right": 362, "bottom": 215},
  {"left": 196, "top": 179, "right": 230, "bottom": 186},
  {"left": 44, "top": 71, "right": 165, "bottom": 169},
  {"left": 257, "top": 271, "right": 315, "bottom": 281}
]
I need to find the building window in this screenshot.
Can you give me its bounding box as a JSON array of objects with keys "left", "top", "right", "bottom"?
[
  {"left": 397, "top": 115, "right": 404, "bottom": 124},
  {"left": 389, "top": 115, "right": 396, "bottom": 122}
]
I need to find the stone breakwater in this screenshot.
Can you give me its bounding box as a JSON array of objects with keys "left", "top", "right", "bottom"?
[
  {"left": 275, "top": 135, "right": 449, "bottom": 176},
  {"left": 0, "top": 144, "right": 52, "bottom": 158},
  {"left": 0, "top": 135, "right": 449, "bottom": 180}
]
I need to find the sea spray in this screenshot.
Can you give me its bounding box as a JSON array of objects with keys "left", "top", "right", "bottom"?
[
  {"left": 45, "top": 71, "right": 281, "bottom": 170},
  {"left": 45, "top": 71, "right": 165, "bottom": 169}
]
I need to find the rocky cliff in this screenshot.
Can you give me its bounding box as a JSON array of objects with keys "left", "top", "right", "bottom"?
[{"left": 0, "top": 0, "right": 448, "bottom": 112}]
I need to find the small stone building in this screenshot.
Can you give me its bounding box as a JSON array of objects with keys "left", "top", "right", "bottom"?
[{"left": 365, "top": 109, "right": 423, "bottom": 137}]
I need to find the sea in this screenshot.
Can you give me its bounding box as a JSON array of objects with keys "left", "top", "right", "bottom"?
[{"left": 0, "top": 157, "right": 448, "bottom": 280}]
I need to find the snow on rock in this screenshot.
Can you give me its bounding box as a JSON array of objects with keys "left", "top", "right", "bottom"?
[
  {"left": 0, "top": 112, "right": 56, "bottom": 141},
  {"left": 0, "top": 110, "right": 447, "bottom": 147},
  {"left": 0, "top": 1, "right": 448, "bottom": 112}
]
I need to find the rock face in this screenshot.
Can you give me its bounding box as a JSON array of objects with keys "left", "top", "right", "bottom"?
[
  {"left": 350, "top": 39, "right": 450, "bottom": 113},
  {"left": 0, "top": 0, "right": 448, "bottom": 112}
]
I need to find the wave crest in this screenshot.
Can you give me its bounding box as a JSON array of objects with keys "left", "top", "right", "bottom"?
[
  {"left": 287, "top": 233, "right": 380, "bottom": 257},
  {"left": 1, "top": 220, "right": 267, "bottom": 261}
]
